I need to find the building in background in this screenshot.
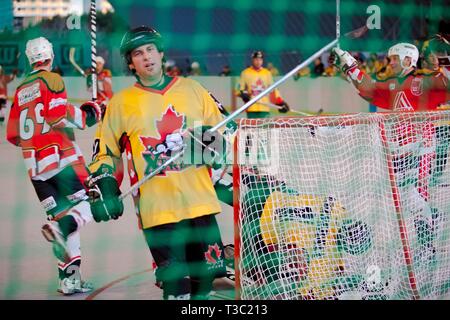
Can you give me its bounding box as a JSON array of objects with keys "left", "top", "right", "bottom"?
[
  {"left": 0, "top": 1, "right": 14, "bottom": 31},
  {"left": 13, "top": 0, "right": 71, "bottom": 29}
]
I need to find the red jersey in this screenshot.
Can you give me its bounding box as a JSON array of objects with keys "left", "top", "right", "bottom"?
[
  {"left": 88, "top": 69, "right": 113, "bottom": 105},
  {"left": 6, "top": 69, "right": 90, "bottom": 179},
  {"left": 348, "top": 66, "right": 450, "bottom": 111}
]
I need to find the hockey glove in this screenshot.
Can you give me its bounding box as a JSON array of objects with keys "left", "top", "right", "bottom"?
[
  {"left": 277, "top": 101, "right": 290, "bottom": 113},
  {"left": 329, "top": 48, "right": 358, "bottom": 73},
  {"left": 80, "top": 101, "right": 102, "bottom": 127},
  {"left": 85, "top": 165, "right": 123, "bottom": 222},
  {"left": 240, "top": 91, "right": 251, "bottom": 103},
  {"left": 183, "top": 126, "right": 227, "bottom": 169}
]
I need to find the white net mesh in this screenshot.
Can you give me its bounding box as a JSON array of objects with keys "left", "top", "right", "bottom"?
[{"left": 235, "top": 111, "right": 450, "bottom": 300}]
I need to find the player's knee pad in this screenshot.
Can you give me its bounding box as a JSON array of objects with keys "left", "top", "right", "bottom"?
[{"left": 68, "top": 200, "right": 94, "bottom": 228}]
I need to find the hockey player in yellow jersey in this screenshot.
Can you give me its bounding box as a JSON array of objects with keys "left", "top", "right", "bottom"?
[
  {"left": 238, "top": 50, "right": 290, "bottom": 118},
  {"left": 88, "top": 26, "right": 227, "bottom": 300}
]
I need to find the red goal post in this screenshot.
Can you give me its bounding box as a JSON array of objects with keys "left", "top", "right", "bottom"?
[{"left": 233, "top": 110, "right": 450, "bottom": 300}]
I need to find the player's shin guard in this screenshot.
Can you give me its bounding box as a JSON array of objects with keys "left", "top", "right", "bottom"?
[
  {"left": 57, "top": 231, "right": 81, "bottom": 276},
  {"left": 56, "top": 231, "right": 93, "bottom": 295}
]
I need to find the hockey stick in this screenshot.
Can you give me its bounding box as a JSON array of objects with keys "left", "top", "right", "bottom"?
[
  {"left": 69, "top": 47, "right": 86, "bottom": 77},
  {"left": 90, "top": 0, "right": 97, "bottom": 101},
  {"left": 344, "top": 25, "right": 368, "bottom": 39},
  {"left": 69, "top": 47, "right": 108, "bottom": 101},
  {"left": 258, "top": 101, "right": 323, "bottom": 116},
  {"left": 119, "top": 39, "right": 338, "bottom": 200},
  {"left": 336, "top": 0, "right": 340, "bottom": 49}
]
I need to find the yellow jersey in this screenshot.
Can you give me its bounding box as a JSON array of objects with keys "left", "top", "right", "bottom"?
[
  {"left": 89, "top": 76, "right": 223, "bottom": 229},
  {"left": 239, "top": 66, "right": 282, "bottom": 113}
]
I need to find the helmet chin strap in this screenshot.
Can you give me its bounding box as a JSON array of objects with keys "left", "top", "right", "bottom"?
[{"left": 399, "top": 58, "right": 413, "bottom": 77}]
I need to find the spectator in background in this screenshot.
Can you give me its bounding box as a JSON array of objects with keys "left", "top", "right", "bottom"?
[
  {"left": 167, "top": 65, "right": 182, "bottom": 77},
  {"left": 376, "top": 56, "right": 393, "bottom": 80},
  {"left": 312, "top": 57, "right": 325, "bottom": 77},
  {"left": 371, "top": 53, "right": 384, "bottom": 73},
  {"left": 189, "top": 61, "right": 202, "bottom": 76},
  {"left": 0, "top": 65, "right": 18, "bottom": 124},
  {"left": 219, "top": 65, "right": 231, "bottom": 76},
  {"left": 164, "top": 59, "right": 175, "bottom": 73},
  {"left": 164, "top": 59, "right": 182, "bottom": 76},
  {"left": 362, "top": 55, "right": 378, "bottom": 76},
  {"left": 294, "top": 66, "right": 311, "bottom": 80},
  {"left": 323, "top": 64, "right": 338, "bottom": 77},
  {"left": 353, "top": 52, "right": 365, "bottom": 65},
  {"left": 267, "top": 62, "right": 280, "bottom": 76}
]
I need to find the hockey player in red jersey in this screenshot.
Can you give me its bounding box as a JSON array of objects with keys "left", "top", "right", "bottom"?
[
  {"left": 87, "top": 55, "right": 113, "bottom": 112},
  {"left": 330, "top": 42, "right": 450, "bottom": 263},
  {"left": 420, "top": 33, "right": 450, "bottom": 187},
  {"left": 329, "top": 42, "right": 449, "bottom": 111},
  {"left": 6, "top": 37, "right": 104, "bottom": 295}
]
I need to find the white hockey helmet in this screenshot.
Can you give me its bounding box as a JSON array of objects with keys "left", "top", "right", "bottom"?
[
  {"left": 96, "top": 56, "right": 105, "bottom": 65},
  {"left": 191, "top": 61, "right": 200, "bottom": 69},
  {"left": 25, "top": 37, "right": 54, "bottom": 65},
  {"left": 388, "top": 42, "right": 419, "bottom": 68}
]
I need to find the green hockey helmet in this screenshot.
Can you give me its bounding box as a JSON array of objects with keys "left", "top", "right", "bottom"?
[{"left": 120, "top": 26, "right": 164, "bottom": 64}]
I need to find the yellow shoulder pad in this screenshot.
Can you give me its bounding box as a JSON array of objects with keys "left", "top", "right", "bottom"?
[{"left": 40, "top": 71, "right": 65, "bottom": 93}]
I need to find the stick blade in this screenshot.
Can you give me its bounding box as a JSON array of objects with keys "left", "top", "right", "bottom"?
[{"left": 345, "top": 25, "right": 369, "bottom": 39}]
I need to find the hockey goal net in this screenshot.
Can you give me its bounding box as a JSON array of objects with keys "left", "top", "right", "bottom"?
[{"left": 233, "top": 111, "right": 450, "bottom": 300}]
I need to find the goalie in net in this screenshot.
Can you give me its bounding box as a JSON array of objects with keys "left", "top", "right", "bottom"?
[{"left": 233, "top": 41, "right": 450, "bottom": 300}]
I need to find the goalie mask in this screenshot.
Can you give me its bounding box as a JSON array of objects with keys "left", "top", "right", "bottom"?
[
  {"left": 388, "top": 43, "right": 419, "bottom": 75},
  {"left": 25, "top": 37, "right": 54, "bottom": 66},
  {"left": 120, "top": 26, "right": 164, "bottom": 65}
]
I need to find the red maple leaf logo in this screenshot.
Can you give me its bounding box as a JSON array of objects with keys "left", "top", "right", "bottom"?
[
  {"left": 251, "top": 78, "right": 265, "bottom": 95},
  {"left": 204, "top": 243, "right": 222, "bottom": 265},
  {"left": 140, "top": 105, "right": 185, "bottom": 152}
]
